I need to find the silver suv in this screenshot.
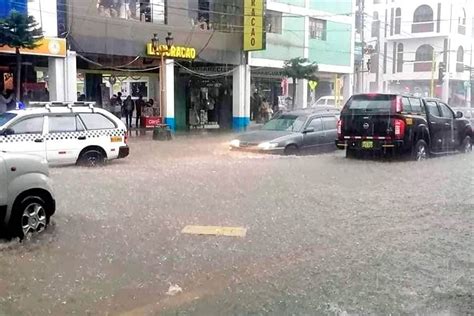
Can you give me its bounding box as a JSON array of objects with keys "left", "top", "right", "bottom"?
[{"left": 0, "top": 152, "right": 56, "bottom": 239}]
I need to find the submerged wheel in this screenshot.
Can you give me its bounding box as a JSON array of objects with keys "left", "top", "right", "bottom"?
[
  {"left": 10, "top": 196, "right": 49, "bottom": 240},
  {"left": 78, "top": 149, "right": 105, "bottom": 167},
  {"left": 460, "top": 135, "right": 472, "bottom": 153},
  {"left": 284, "top": 145, "right": 299, "bottom": 156},
  {"left": 412, "top": 139, "right": 428, "bottom": 161}
]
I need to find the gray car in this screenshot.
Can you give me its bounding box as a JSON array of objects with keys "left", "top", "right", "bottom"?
[{"left": 230, "top": 107, "right": 340, "bottom": 155}]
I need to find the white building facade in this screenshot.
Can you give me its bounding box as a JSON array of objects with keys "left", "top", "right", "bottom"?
[{"left": 364, "top": 0, "right": 474, "bottom": 106}]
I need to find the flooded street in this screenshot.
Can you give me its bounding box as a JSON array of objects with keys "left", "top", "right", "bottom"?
[{"left": 1, "top": 136, "right": 473, "bottom": 315}]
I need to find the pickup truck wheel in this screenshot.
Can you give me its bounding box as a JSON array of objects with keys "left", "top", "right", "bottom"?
[
  {"left": 412, "top": 139, "right": 428, "bottom": 161},
  {"left": 460, "top": 135, "right": 472, "bottom": 153},
  {"left": 10, "top": 196, "right": 49, "bottom": 240}
]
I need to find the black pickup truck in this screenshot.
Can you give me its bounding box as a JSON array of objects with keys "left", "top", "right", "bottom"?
[{"left": 336, "top": 93, "right": 473, "bottom": 160}]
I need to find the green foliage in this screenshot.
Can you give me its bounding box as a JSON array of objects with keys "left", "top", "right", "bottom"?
[
  {"left": 0, "top": 10, "right": 43, "bottom": 50},
  {"left": 283, "top": 57, "right": 319, "bottom": 82},
  {"left": 283, "top": 57, "right": 319, "bottom": 109}
]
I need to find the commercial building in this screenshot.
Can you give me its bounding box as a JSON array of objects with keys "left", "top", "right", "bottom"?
[
  {"left": 66, "top": 0, "right": 251, "bottom": 131},
  {"left": 249, "top": 0, "right": 355, "bottom": 109},
  {"left": 0, "top": 0, "right": 76, "bottom": 103},
  {"left": 363, "top": 0, "right": 474, "bottom": 106}
]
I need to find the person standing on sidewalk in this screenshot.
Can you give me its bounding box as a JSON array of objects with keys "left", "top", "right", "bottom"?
[
  {"left": 123, "top": 95, "right": 134, "bottom": 128},
  {"left": 0, "top": 91, "right": 13, "bottom": 114},
  {"left": 135, "top": 94, "right": 145, "bottom": 128}
]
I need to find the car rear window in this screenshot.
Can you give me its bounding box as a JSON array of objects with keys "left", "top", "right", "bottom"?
[
  {"left": 79, "top": 113, "right": 116, "bottom": 130},
  {"left": 345, "top": 94, "right": 395, "bottom": 113}
]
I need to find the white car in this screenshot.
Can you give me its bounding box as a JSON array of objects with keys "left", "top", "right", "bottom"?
[
  {"left": 0, "top": 102, "right": 129, "bottom": 166},
  {"left": 312, "top": 96, "right": 344, "bottom": 108},
  {"left": 0, "top": 151, "right": 56, "bottom": 239}
]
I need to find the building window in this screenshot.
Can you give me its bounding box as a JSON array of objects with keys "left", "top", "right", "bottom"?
[
  {"left": 96, "top": 0, "right": 166, "bottom": 24},
  {"left": 458, "top": 8, "right": 466, "bottom": 35},
  {"left": 472, "top": 17, "right": 474, "bottom": 38},
  {"left": 456, "top": 46, "right": 464, "bottom": 72},
  {"left": 397, "top": 43, "right": 404, "bottom": 72},
  {"left": 371, "top": 12, "right": 380, "bottom": 38},
  {"left": 414, "top": 44, "right": 433, "bottom": 71},
  {"left": 266, "top": 10, "right": 282, "bottom": 34},
  {"left": 412, "top": 5, "right": 434, "bottom": 33},
  {"left": 394, "top": 8, "right": 401, "bottom": 34},
  {"left": 208, "top": 1, "right": 242, "bottom": 32},
  {"left": 309, "top": 18, "right": 327, "bottom": 40}
]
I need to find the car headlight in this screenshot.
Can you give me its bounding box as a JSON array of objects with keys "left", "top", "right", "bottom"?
[
  {"left": 229, "top": 139, "right": 240, "bottom": 148},
  {"left": 257, "top": 142, "right": 278, "bottom": 150}
]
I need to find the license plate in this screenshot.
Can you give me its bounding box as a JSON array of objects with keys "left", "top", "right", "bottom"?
[
  {"left": 361, "top": 141, "right": 373, "bottom": 149},
  {"left": 111, "top": 136, "right": 123, "bottom": 143}
]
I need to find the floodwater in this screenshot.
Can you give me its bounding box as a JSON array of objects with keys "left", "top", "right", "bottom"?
[{"left": 1, "top": 135, "right": 473, "bottom": 315}]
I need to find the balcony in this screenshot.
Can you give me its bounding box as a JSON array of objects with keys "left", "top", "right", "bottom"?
[
  {"left": 414, "top": 62, "right": 432, "bottom": 72},
  {"left": 411, "top": 21, "right": 434, "bottom": 33}
]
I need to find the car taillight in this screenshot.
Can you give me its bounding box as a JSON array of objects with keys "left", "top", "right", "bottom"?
[
  {"left": 391, "top": 96, "right": 403, "bottom": 113},
  {"left": 394, "top": 119, "right": 405, "bottom": 139},
  {"left": 337, "top": 119, "right": 342, "bottom": 138},
  {"left": 124, "top": 133, "right": 128, "bottom": 144}
]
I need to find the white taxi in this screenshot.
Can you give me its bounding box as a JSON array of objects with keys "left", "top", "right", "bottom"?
[{"left": 0, "top": 102, "right": 129, "bottom": 166}]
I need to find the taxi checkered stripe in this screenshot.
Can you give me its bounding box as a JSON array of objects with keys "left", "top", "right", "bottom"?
[
  {"left": 0, "top": 133, "right": 42, "bottom": 143},
  {"left": 0, "top": 129, "right": 126, "bottom": 143}
]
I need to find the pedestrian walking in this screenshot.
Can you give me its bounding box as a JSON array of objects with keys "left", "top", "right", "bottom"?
[
  {"left": 123, "top": 95, "right": 134, "bottom": 128},
  {"left": 5, "top": 90, "right": 16, "bottom": 111},
  {"left": 135, "top": 94, "right": 145, "bottom": 128},
  {"left": 260, "top": 98, "right": 273, "bottom": 123}
]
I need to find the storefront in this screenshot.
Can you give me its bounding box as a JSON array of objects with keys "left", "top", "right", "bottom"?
[
  {"left": 174, "top": 64, "right": 234, "bottom": 131},
  {"left": 0, "top": 37, "right": 72, "bottom": 103}
]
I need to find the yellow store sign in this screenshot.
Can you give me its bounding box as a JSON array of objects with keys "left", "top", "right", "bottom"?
[
  {"left": 243, "top": 0, "right": 265, "bottom": 51},
  {"left": 146, "top": 43, "right": 196, "bottom": 60},
  {"left": 0, "top": 37, "right": 66, "bottom": 57}
]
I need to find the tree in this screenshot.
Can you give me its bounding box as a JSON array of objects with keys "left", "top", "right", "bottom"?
[
  {"left": 283, "top": 57, "right": 319, "bottom": 110},
  {"left": 0, "top": 11, "right": 43, "bottom": 100}
]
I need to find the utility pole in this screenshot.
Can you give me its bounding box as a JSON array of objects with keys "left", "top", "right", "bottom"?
[
  {"left": 430, "top": 51, "right": 436, "bottom": 97},
  {"left": 442, "top": 4, "right": 453, "bottom": 103},
  {"left": 468, "top": 44, "right": 473, "bottom": 107}
]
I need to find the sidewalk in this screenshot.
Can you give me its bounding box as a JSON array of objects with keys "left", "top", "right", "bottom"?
[{"left": 125, "top": 120, "right": 263, "bottom": 140}]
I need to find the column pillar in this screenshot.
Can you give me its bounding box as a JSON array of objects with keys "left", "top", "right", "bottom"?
[
  {"left": 232, "top": 64, "right": 250, "bottom": 131},
  {"left": 442, "top": 76, "right": 450, "bottom": 103},
  {"left": 295, "top": 79, "right": 308, "bottom": 109},
  {"left": 48, "top": 57, "right": 65, "bottom": 101},
  {"left": 164, "top": 59, "right": 175, "bottom": 130},
  {"left": 342, "top": 74, "right": 353, "bottom": 106},
  {"left": 65, "top": 50, "right": 78, "bottom": 101}
]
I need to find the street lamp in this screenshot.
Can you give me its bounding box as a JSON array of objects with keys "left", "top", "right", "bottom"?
[
  {"left": 150, "top": 32, "right": 173, "bottom": 122},
  {"left": 165, "top": 32, "right": 173, "bottom": 50},
  {"left": 151, "top": 33, "right": 159, "bottom": 54}
]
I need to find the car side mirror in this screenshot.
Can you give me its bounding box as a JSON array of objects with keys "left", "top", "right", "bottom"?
[
  {"left": 1, "top": 128, "right": 14, "bottom": 136},
  {"left": 455, "top": 111, "right": 463, "bottom": 118},
  {"left": 303, "top": 127, "right": 315, "bottom": 134}
]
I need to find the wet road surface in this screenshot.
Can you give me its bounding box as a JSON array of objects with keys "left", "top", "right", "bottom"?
[{"left": 1, "top": 135, "right": 473, "bottom": 315}]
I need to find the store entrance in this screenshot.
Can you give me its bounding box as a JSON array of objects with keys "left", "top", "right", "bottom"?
[{"left": 185, "top": 77, "right": 232, "bottom": 130}]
